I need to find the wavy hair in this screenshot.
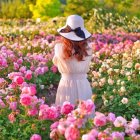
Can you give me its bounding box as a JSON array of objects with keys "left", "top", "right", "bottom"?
[{"left": 60, "top": 36, "right": 91, "bottom": 61}]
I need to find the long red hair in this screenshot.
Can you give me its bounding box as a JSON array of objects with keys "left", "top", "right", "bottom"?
[{"left": 60, "top": 36, "right": 91, "bottom": 61}]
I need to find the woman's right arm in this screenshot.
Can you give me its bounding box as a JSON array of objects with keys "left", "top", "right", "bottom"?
[{"left": 52, "top": 43, "right": 63, "bottom": 66}]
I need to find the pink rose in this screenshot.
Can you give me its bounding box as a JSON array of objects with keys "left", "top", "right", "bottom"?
[
  {"left": 8, "top": 113, "right": 16, "bottom": 123},
  {"left": 17, "top": 58, "right": 23, "bottom": 64},
  {"left": 98, "top": 132, "right": 111, "bottom": 140},
  {"left": 129, "top": 118, "right": 139, "bottom": 130},
  {"left": 78, "top": 99, "right": 95, "bottom": 115},
  {"left": 21, "top": 86, "right": 36, "bottom": 96},
  {"left": 51, "top": 65, "right": 58, "bottom": 73},
  {"left": 13, "top": 76, "right": 24, "bottom": 85},
  {"left": 93, "top": 112, "right": 107, "bottom": 127},
  {"left": 14, "top": 62, "right": 19, "bottom": 70},
  {"left": 57, "top": 122, "right": 67, "bottom": 134},
  {"left": 65, "top": 125, "right": 80, "bottom": 140},
  {"left": 50, "top": 121, "right": 59, "bottom": 131},
  {"left": 9, "top": 102, "right": 17, "bottom": 110},
  {"left": 107, "top": 112, "right": 116, "bottom": 122},
  {"left": 111, "top": 132, "right": 124, "bottom": 140},
  {"left": 45, "top": 106, "right": 59, "bottom": 120},
  {"left": 82, "top": 134, "right": 96, "bottom": 140},
  {"left": 28, "top": 107, "right": 38, "bottom": 116},
  {"left": 114, "top": 116, "right": 127, "bottom": 127},
  {"left": 61, "top": 101, "right": 74, "bottom": 115},
  {"left": 20, "top": 94, "right": 32, "bottom": 106},
  {"left": 25, "top": 70, "right": 32, "bottom": 80},
  {"left": 30, "top": 134, "right": 42, "bottom": 140},
  {"left": 19, "top": 66, "right": 27, "bottom": 73},
  {"left": 0, "top": 99, "right": 6, "bottom": 108}
]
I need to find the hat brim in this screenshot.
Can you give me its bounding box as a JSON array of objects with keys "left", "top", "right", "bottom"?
[{"left": 57, "top": 25, "right": 91, "bottom": 41}]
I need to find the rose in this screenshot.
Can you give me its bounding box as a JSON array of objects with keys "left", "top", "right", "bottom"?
[
  {"left": 114, "top": 116, "right": 127, "bottom": 127},
  {"left": 30, "top": 134, "right": 42, "bottom": 140},
  {"left": 111, "top": 132, "right": 124, "bottom": 140},
  {"left": 129, "top": 118, "right": 139, "bottom": 130},
  {"left": 25, "top": 70, "right": 32, "bottom": 80},
  {"left": 78, "top": 99, "right": 95, "bottom": 115},
  {"left": 21, "top": 86, "right": 36, "bottom": 96},
  {"left": 13, "top": 76, "right": 24, "bottom": 85},
  {"left": 121, "top": 97, "right": 128, "bottom": 104},
  {"left": 93, "top": 112, "right": 107, "bottom": 127},
  {"left": 107, "top": 112, "right": 116, "bottom": 122},
  {"left": 65, "top": 125, "right": 80, "bottom": 140},
  {"left": 61, "top": 101, "right": 74, "bottom": 115},
  {"left": 8, "top": 113, "right": 16, "bottom": 123},
  {"left": 20, "top": 94, "right": 32, "bottom": 106},
  {"left": 28, "top": 108, "right": 38, "bottom": 116},
  {"left": 51, "top": 65, "right": 58, "bottom": 73},
  {"left": 9, "top": 102, "right": 17, "bottom": 110}
]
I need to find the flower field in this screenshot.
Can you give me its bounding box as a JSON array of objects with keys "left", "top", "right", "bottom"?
[{"left": 0, "top": 20, "right": 140, "bottom": 140}]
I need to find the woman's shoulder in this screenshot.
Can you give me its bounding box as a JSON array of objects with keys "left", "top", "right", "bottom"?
[
  {"left": 54, "top": 41, "right": 64, "bottom": 56},
  {"left": 86, "top": 42, "right": 93, "bottom": 55}
]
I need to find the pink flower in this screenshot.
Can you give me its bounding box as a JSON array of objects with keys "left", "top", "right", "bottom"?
[
  {"left": 93, "top": 112, "right": 107, "bottom": 127},
  {"left": 9, "top": 102, "right": 17, "bottom": 110},
  {"left": 21, "top": 86, "right": 36, "bottom": 96},
  {"left": 111, "top": 132, "right": 124, "bottom": 140},
  {"left": 13, "top": 76, "right": 24, "bottom": 85},
  {"left": 78, "top": 99, "right": 95, "bottom": 115},
  {"left": 17, "top": 58, "right": 23, "bottom": 64},
  {"left": 114, "top": 116, "right": 127, "bottom": 127},
  {"left": 58, "top": 121, "right": 67, "bottom": 135},
  {"left": 39, "top": 105, "right": 58, "bottom": 120},
  {"left": 50, "top": 129, "right": 59, "bottom": 140},
  {"left": 14, "top": 62, "right": 19, "bottom": 70},
  {"left": 125, "top": 125, "right": 135, "bottom": 135},
  {"left": 45, "top": 106, "right": 59, "bottom": 120},
  {"left": 107, "top": 112, "right": 116, "bottom": 122},
  {"left": 51, "top": 65, "right": 58, "bottom": 73},
  {"left": 98, "top": 132, "right": 110, "bottom": 140},
  {"left": 20, "top": 94, "right": 32, "bottom": 106},
  {"left": 19, "top": 66, "right": 27, "bottom": 73},
  {"left": 30, "top": 134, "right": 42, "bottom": 140},
  {"left": 82, "top": 129, "right": 98, "bottom": 140},
  {"left": 28, "top": 107, "right": 38, "bottom": 116},
  {"left": 65, "top": 125, "right": 80, "bottom": 140},
  {"left": 61, "top": 101, "right": 74, "bottom": 115},
  {"left": 50, "top": 121, "right": 59, "bottom": 131},
  {"left": 8, "top": 113, "right": 16, "bottom": 123},
  {"left": 82, "top": 134, "right": 96, "bottom": 140},
  {"left": 129, "top": 118, "right": 139, "bottom": 130},
  {"left": 0, "top": 99, "right": 6, "bottom": 108},
  {"left": 25, "top": 70, "right": 32, "bottom": 80}
]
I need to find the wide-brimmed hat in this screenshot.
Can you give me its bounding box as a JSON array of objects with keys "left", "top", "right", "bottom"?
[{"left": 57, "top": 15, "right": 91, "bottom": 41}]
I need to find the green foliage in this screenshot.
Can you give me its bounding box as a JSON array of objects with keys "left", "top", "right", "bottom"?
[
  {"left": 64, "top": 0, "right": 140, "bottom": 18},
  {"left": 29, "top": 0, "right": 62, "bottom": 20},
  {"left": 64, "top": 0, "right": 96, "bottom": 16},
  {"left": 84, "top": 8, "right": 140, "bottom": 33},
  {"left": 0, "top": 0, "right": 32, "bottom": 19}
]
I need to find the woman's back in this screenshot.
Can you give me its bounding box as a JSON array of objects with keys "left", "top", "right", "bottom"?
[{"left": 53, "top": 42, "right": 92, "bottom": 74}]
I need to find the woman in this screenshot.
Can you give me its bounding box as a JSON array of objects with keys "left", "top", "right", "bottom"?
[{"left": 53, "top": 15, "right": 93, "bottom": 105}]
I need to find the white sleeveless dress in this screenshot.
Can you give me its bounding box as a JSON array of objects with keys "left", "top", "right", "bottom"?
[{"left": 53, "top": 43, "right": 93, "bottom": 106}]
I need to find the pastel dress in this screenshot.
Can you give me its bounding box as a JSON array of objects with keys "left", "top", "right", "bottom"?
[{"left": 53, "top": 43, "right": 93, "bottom": 106}]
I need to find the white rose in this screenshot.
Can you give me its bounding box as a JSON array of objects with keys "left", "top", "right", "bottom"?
[
  {"left": 120, "top": 86, "right": 126, "bottom": 93},
  {"left": 108, "top": 78, "right": 114, "bottom": 85},
  {"left": 121, "top": 97, "right": 128, "bottom": 104}
]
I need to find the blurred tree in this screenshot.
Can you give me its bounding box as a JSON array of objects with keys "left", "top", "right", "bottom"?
[
  {"left": 64, "top": 0, "right": 96, "bottom": 16},
  {"left": 0, "top": 0, "right": 32, "bottom": 18},
  {"left": 29, "top": 0, "right": 62, "bottom": 20}
]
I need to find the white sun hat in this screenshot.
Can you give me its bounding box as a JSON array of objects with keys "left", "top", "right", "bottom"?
[{"left": 57, "top": 15, "right": 91, "bottom": 41}]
